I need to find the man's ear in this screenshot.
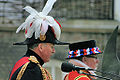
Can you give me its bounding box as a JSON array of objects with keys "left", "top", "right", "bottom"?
[
  {"left": 38, "top": 43, "right": 42, "bottom": 51},
  {"left": 82, "top": 56, "right": 87, "bottom": 62}
]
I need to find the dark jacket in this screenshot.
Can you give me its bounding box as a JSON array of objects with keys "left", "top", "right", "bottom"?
[{"left": 9, "top": 49, "right": 44, "bottom": 80}]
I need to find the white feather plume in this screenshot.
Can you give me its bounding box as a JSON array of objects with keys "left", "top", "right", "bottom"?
[
  {"left": 41, "top": 21, "right": 49, "bottom": 35},
  {"left": 34, "top": 19, "right": 42, "bottom": 39},
  {"left": 16, "top": 0, "right": 61, "bottom": 40}
]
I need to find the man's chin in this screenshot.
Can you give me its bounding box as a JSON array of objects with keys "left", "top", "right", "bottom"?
[{"left": 94, "top": 65, "right": 98, "bottom": 70}]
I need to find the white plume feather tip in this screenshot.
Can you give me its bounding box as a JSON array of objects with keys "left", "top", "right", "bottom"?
[
  {"left": 42, "top": 0, "right": 56, "bottom": 16},
  {"left": 23, "top": 6, "right": 38, "bottom": 15},
  {"left": 16, "top": 22, "right": 25, "bottom": 33}
]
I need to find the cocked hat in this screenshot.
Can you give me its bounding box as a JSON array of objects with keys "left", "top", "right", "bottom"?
[{"left": 14, "top": 0, "right": 69, "bottom": 45}]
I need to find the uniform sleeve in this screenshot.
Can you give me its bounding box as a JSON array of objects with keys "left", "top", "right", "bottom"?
[{"left": 21, "top": 62, "right": 43, "bottom": 80}]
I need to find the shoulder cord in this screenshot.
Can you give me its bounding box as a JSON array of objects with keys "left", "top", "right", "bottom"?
[
  {"left": 16, "top": 61, "right": 30, "bottom": 80},
  {"left": 16, "top": 56, "right": 52, "bottom": 80}
]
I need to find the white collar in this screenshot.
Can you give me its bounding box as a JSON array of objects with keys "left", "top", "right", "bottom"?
[{"left": 69, "top": 59, "right": 97, "bottom": 79}]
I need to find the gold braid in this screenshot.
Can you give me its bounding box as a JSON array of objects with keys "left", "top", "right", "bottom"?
[
  {"left": 28, "top": 56, "right": 53, "bottom": 80},
  {"left": 16, "top": 62, "right": 30, "bottom": 80},
  {"left": 16, "top": 56, "right": 52, "bottom": 80}
]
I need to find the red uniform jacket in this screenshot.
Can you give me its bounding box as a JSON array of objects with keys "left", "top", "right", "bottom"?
[{"left": 64, "top": 71, "right": 92, "bottom": 80}]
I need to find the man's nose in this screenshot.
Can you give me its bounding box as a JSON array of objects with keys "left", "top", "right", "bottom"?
[
  {"left": 96, "top": 59, "right": 99, "bottom": 63},
  {"left": 52, "top": 48, "right": 55, "bottom": 53}
]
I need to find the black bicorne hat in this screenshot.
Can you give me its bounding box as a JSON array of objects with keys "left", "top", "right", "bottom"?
[
  {"left": 13, "top": 26, "right": 69, "bottom": 45},
  {"left": 67, "top": 40, "right": 102, "bottom": 59},
  {"left": 13, "top": 2, "right": 69, "bottom": 45}
]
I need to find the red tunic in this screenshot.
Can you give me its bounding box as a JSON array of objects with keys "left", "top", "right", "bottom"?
[{"left": 64, "top": 71, "right": 92, "bottom": 80}]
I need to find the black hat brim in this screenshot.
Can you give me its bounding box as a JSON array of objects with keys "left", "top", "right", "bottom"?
[
  {"left": 53, "top": 39, "right": 70, "bottom": 45},
  {"left": 13, "top": 26, "right": 70, "bottom": 45},
  {"left": 13, "top": 39, "right": 69, "bottom": 45}
]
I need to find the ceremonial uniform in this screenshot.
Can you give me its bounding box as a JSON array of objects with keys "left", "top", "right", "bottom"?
[
  {"left": 8, "top": 0, "right": 69, "bottom": 80},
  {"left": 9, "top": 49, "right": 52, "bottom": 80}
]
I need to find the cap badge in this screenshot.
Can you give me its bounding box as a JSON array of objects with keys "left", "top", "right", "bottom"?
[{"left": 40, "top": 34, "right": 46, "bottom": 41}]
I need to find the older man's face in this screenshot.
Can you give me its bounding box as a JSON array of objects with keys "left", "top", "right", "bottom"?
[
  {"left": 39, "top": 43, "right": 55, "bottom": 63},
  {"left": 83, "top": 55, "right": 99, "bottom": 69}
]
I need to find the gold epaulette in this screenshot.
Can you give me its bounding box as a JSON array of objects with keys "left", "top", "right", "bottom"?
[{"left": 16, "top": 56, "right": 52, "bottom": 80}]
